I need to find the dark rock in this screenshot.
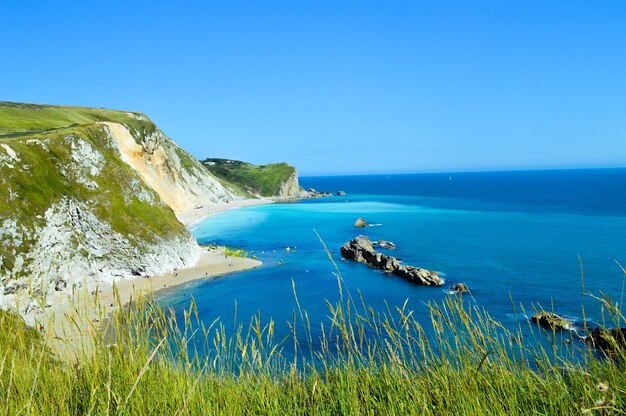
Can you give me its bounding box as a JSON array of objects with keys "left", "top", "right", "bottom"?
[
  {"left": 340, "top": 236, "right": 443, "bottom": 286},
  {"left": 531, "top": 312, "right": 572, "bottom": 330},
  {"left": 586, "top": 327, "right": 626, "bottom": 354},
  {"left": 337, "top": 191, "right": 346, "bottom": 196},
  {"left": 453, "top": 283, "right": 470, "bottom": 294},
  {"left": 354, "top": 217, "right": 368, "bottom": 228}
]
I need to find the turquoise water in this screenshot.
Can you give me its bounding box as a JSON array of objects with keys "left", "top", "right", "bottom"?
[{"left": 157, "top": 169, "right": 626, "bottom": 358}]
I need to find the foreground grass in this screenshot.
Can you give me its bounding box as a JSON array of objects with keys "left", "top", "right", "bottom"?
[{"left": 1, "top": 281, "right": 625, "bottom": 415}]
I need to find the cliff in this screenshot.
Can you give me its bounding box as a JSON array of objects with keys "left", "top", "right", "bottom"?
[
  {"left": 201, "top": 158, "right": 303, "bottom": 198},
  {"left": 0, "top": 102, "right": 239, "bottom": 322}
]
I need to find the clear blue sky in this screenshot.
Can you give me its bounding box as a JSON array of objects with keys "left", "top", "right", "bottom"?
[{"left": 1, "top": 1, "right": 625, "bottom": 175}]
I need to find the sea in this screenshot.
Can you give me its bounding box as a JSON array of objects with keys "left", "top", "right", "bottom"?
[{"left": 157, "top": 168, "right": 626, "bottom": 360}]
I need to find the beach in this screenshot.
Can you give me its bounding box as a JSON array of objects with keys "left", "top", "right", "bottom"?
[{"left": 177, "top": 198, "right": 275, "bottom": 227}]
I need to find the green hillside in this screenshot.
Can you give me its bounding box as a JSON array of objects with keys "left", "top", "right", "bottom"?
[{"left": 201, "top": 158, "right": 296, "bottom": 197}]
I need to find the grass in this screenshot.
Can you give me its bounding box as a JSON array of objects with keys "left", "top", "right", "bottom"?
[
  {"left": 222, "top": 247, "right": 252, "bottom": 258},
  {"left": 201, "top": 158, "right": 296, "bottom": 197},
  {"left": 0, "top": 101, "right": 154, "bottom": 142},
  {"left": 0, "top": 268, "right": 625, "bottom": 415}
]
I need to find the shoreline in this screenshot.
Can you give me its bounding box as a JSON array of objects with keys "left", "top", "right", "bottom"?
[{"left": 177, "top": 197, "right": 276, "bottom": 227}]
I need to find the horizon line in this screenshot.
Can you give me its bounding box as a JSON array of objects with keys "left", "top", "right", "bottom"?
[{"left": 299, "top": 165, "right": 626, "bottom": 178}]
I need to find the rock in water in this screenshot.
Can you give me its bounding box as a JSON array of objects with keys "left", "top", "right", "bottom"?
[
  {"left": 374, "top": 239, "right": 397, "bottom": 250},
  {"left": 337, "top": 191, "right": 346, "bottom": 196},
  {"left": 340, "top": 236, "right": 443, "bottom": 286},
  {"left": 586, "top": 327, "right": 626, "bottom": 354},
  {"left": 453, "top": 283, "right": 470, "bottom": 294},
  {"left": 354, "top": 217, "right": 368, "bottom": 228},
  {"left": 531, "top": 312, "right": 572, "bottom": 330}
]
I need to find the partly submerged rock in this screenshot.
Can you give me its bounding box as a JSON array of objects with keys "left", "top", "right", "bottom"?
[
  {"left": 336, "top": 191, "right": 346, "bottom": 196},
  {"left": 532, "top": 312, "right": 572, "bottom": 330},
  {"left": 586, "top": 327, "right": 626, "bottom": 354},
  {"left": 354, "top": 217, "right": 368, "bottom": 228},
  {"left": 340, "top": 235, "right": 443, "bottom": 286},
  {"left": 453, "top": 283, "right": 470, "bottom": 294},
  {"left": 374, "top": 239, "right": 397, "bottom": 250},
  {"left": 306, "top": 188, "right": 333, "bottom": 198}
]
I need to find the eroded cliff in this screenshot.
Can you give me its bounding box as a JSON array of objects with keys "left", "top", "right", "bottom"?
[{"left": 0, "top": 102, "right": 238, "bottom": 322}]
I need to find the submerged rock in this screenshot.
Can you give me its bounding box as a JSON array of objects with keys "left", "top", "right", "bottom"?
[
  {"left": 453, "top": 283, "right": 470, "bottom": 294},
  {"left": 354, "top": 217, "right": 368, "bottom": 228},
  {"left": 340, "top": 236, "right": 443, "bottom": 286},
  {"left": 531, "top": 312, "right": 572, "bottom": 330}
]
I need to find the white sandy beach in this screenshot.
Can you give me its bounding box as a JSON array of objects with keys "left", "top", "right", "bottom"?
[{"left": 177, "top": 198, "right": 275, "bottom": 227}]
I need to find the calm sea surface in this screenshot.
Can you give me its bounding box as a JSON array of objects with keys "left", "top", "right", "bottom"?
[{"left": 157, "top": 169, "right": 626, "bottom": 358}]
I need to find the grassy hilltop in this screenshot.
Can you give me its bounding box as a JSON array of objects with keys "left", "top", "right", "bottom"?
[
  {"left": 202, "top": 158, "right": 298, "bottom": 197},
  {"left": 0, "top": 101, "right": 157, "bottom": 141}
]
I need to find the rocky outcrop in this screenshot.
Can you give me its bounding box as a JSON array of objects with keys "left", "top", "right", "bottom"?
[
  {"left": 354, "top": 218, "right": 368, "bottom": 228},
  {"left": 340, "top": 236, "right": 444, "bottom": 286},
  {"left": 306, "top": 188, "right": 333, "bottom": 198},
  {"left": 531, "top": 312, "right": 572, "bottom": 330}
]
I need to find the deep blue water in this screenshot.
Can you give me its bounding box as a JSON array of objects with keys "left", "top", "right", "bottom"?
[{"left": 157, "top": 169, "right": 626, "bottom": 360}]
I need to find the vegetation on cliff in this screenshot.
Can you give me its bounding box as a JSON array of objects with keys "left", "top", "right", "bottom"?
[{"left": 201, "top": 158, "right": 297, "bottom": 197}]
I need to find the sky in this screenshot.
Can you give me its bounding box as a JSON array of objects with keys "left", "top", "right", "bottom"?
[{"left": 1, "top": 1, "right": 625, "bottom": 175}]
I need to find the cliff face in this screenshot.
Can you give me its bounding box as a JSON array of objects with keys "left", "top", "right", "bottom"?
[
  {"left": 200, "top": 158, "right": 303, "bottom": 198},
  {"left": 101, "top": 122, "right": 237, "bottom": 213},
  {"left": 0, "top": 102, "right": 237, "bottom": 322},
  {"left": 276, "top": 169, "right": 301, "bottom": 197}
]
